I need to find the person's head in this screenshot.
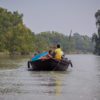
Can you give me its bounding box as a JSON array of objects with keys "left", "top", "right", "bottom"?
[
  {"left": 57, "top": 44, "right": 60, "bottom": 48},
  {"left": 48, "top": 50, "right": 52, "bottom": 54}
]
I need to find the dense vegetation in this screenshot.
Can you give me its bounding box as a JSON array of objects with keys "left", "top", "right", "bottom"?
[
  {"left": 35, "top": 32, "right": 94, "bottom": 53},
  {"left": 0, "top": 7, "right": 94, "bottom": 55},
  {"left": 92, "top": 10, "right": 100, "bottom": 55},
  {"left": 0, "top": 7, "right": 35, "bottom": 54}
]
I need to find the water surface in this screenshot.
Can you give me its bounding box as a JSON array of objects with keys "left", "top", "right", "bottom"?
[{"left": 0, "top": 54, "right": 100, "bottom": 100}]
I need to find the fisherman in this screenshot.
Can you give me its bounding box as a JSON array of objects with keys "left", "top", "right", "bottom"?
[
  {"left": 39, "top": 50, "right": 53, "bottom": 59},
  {"left": 54, "top": 44, "right": 62, "bottom": 59},
  {"left": 46, "top": 50, "right": 53, "bottom": 58}
]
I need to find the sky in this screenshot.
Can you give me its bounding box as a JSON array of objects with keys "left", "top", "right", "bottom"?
[{"left": 0, "top": 0, "right": 100, "bottom": 36}]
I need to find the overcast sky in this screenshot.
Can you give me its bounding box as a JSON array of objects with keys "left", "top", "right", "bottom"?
[{"left": 0, "top": 0, "right": 100, "bottom": 36}]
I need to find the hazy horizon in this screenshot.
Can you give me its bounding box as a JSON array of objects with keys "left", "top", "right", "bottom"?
[{"left": 0, "top": 0, "right": 100, "bottom": 36}]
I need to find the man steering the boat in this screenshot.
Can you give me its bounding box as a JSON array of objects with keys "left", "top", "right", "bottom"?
[{"left": 54, "top": 44, "right": 62, "bottom": 59}]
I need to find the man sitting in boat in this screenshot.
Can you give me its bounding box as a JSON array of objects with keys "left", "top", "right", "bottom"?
[
  {"left": 39, "top": 44, "right": 64, "bottom": 60},
  {"left": 54, "top": 44, "right": 62, "bottom": 59},
  {"left": 39, "top": 50, "right": 53, "bottom": 59}
]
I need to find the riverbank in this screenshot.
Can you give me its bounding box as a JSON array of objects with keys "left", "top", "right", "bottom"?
[
  {"left": 0, "top": 52, "right": 34, "bottom": 56},
  {"left": 0, "top": 52, "right": 9, "bottom": 56},
  {"left": 0, "top": 51, "right": 93, "bottom": 56}
]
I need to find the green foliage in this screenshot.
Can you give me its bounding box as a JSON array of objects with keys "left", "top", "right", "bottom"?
[
  {"left": 35, "top": 31, "right": 94, "bottom": 53},
  {"left": 0, "top": 7, "right": 35, "bottom": 54},
  {"left": 92, "top": 10, "right": 100, "bottom": 55},
  {"left": 0, "top": 7, "right": 94, "bottom": 54}
]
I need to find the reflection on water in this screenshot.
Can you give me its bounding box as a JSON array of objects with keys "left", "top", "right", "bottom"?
[
  {"left": 0, "top": 65, "right": 70, "bottom": 96},
  {"left": 0, "top": 55, "right": 29, "bottom": 69},
  {"left": 0, "top": 55, "right": 100, "bottom": 100},
  {"left": 95, "top": 55, "right": 100, "bottom": 100},
  {"left": 27, "top": 71, "right": 68, "bottom": 96}
]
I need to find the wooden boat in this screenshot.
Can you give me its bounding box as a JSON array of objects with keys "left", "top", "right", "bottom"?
[{"left": 27, "top": 58, "right": 73, "bottom": 71}]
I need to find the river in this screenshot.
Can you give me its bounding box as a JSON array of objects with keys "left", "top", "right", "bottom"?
[{"left": 0, "top": 54, "right": 100, "bottom": 100}]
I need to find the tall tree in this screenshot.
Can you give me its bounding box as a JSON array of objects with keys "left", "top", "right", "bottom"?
[
  {"left": 92, "top": 10, "right": 100, "bottom": 55},
  {"left": 0, "top": 7, "right": 35, "bottom": 54}
]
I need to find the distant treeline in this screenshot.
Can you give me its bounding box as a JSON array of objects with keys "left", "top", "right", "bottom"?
[{"left": 0, "top": 7, "right": 94, "bottom": 54}]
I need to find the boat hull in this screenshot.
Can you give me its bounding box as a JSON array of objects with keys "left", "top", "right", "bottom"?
[{"left": 28, "top": 58, "right": 72, "bottom": 71}]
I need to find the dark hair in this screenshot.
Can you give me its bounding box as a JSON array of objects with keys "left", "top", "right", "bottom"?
[
  {"left": 57, "top": 44, "right": 60, "bottom": 48},
  {"left": 48, "top": 50, "right": 52, "bottom": 54}
]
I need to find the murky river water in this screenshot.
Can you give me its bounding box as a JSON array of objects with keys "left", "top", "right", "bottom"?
[{"left": 0, "top": 54, "right": 100, "bottom": 100}]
